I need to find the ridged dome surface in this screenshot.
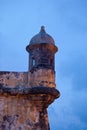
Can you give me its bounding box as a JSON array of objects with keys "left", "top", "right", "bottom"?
[{"left": 29, "top": 26, "right": 55, "bottom": 45}]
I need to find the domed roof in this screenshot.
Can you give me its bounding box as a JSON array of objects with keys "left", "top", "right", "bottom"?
[{"left": 29, "top": 26, "right": 55, "bottom": 45}]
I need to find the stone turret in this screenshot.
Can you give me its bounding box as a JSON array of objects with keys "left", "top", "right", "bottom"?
[
  {"left": 0, "top": 26, "right": 60, "bottom": 130},
  {"left": 26, "top": 26, "right": 58, "bottom": 88}
]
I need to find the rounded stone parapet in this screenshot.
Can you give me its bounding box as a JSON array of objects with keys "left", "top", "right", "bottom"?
[
  {"left": 0, "top": 85, "right": 60, "bottom": 98},
  {"left": 0, "top": 85, "right": 60, "bottom": 109}
]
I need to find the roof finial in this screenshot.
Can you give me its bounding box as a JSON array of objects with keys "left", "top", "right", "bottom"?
[{"left": 40, "top": 26, "right": 46, "bottom": 33}]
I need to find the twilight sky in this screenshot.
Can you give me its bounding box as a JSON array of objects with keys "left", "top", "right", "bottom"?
[{"left": 0, "top": 0, "right": 87, "bottom": 130}]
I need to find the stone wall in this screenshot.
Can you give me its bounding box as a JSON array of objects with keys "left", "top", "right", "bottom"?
[
  {"left": 0, "top": 93, "right": 50, "bottom": 130},
  {"left": 0, "top": 72, "right": 28, "bottom": 88},
  {"left": 0, "top": 68, "right": 59, "bottom": 130},
  {"left": 0, "top": 85, "right": 60, "bottom": 130},
  {"left": 28, "top": 69, "right": 56, "bottom": 88}
]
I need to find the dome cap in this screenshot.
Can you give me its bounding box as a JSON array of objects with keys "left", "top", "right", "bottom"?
[{"left": 29, "top": 26, "right": 55, "bottom": 45}]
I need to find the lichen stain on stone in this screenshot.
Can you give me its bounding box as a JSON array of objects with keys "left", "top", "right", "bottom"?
[{"left": 0, "top": 72, "right": 28, "bottom": 87}]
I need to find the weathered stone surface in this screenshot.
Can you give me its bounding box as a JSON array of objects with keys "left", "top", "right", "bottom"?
[
  {"left": 0, "top": 71, "right": 28, "bottom": 88},
  {"left": 0, "top": 94, "right": 50, "bottom": 130},
  {"left": 28, "top": 69, "right": 56, "bottom": 88},
  {"left": 0, "top": 86, "right": 60, "bottom": 100},
  {"left": 0, "top": 86, "right": 60, "bottom": 97}
]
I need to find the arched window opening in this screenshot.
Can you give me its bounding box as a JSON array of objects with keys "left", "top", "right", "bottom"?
[{"left": 32, "top": 58, "right": 35, "bottom": 66}]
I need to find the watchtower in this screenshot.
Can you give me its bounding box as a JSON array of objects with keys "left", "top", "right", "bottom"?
[
  {"left": 26, "top": 26, "right": 58, "bottom": 88},
  {"left": 0, "top": 26, "right": 60, "bottom": 130}
]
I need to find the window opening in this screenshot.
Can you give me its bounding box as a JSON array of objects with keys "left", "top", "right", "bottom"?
[{"left": 32, "top": 59, "right": 35, "bottom": 66}]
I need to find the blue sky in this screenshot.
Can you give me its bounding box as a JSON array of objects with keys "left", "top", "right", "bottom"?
[{"left": 0, "top": 0, "right": 87, "bottom": 130}]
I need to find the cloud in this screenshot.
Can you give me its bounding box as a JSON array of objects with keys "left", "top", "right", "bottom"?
[
  {"left": 50, "top": 51, "right": 87, "bottom": 130},
  {"left": 72, "top": 90, "right": 87, "bottom": 124},
  {"left": 48, "top": 75, "right": 87, "bottom": 130},
  {"left": 59, "top": 54, "right": 87, "bottom": 91},
  {"left": 72, "top": 61, "right": 87, "bottom": 90}
]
